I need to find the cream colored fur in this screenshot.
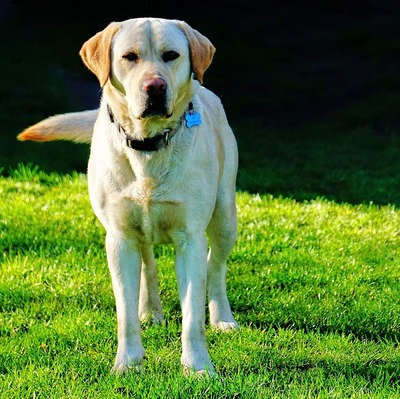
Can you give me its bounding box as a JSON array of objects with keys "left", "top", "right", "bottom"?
[{"left": 18, "top": 17, "right": 238, "bottom": 376}]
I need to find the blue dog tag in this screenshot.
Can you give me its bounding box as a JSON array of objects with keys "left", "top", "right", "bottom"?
[{"left": 185, "top": 111, "right": 202, "bottom": 128}]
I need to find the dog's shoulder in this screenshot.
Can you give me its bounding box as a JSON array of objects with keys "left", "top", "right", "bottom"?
[
  {"left": 196, "top": 87, "right": 234, "bottom": 136},
  {"left": 197, "top": 87, "right": 223, "bottom": 110}
]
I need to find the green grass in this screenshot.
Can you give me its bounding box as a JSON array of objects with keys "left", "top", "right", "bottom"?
[
  {"left": 1, "top": 171, "right": 400, "bottom": 398},
  {"left": 2, "top": 3, "right": 400, "bottom": 398}
]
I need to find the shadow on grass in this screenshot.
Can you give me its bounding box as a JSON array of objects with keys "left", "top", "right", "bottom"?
[{"left": 235, "top": 121, "right": 400, "bottom": 206}]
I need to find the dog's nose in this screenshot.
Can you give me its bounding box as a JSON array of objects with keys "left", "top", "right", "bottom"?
[{"left": 143, "top": 78, "right": 167, "bottom": 96}]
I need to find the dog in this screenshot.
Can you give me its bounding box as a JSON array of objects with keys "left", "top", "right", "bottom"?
[{"left": 18, "top": 17, "right": 239, "bottom": 376}]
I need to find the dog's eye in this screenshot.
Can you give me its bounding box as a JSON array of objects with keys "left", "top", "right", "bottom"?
[
  {"left": 122, "top": 52, "right": 139, "bottom": 62},
  {"left": 163, "top": 51, "right": 180, "bottom": 62}
]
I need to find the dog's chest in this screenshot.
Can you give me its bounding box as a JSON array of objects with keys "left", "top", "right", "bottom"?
[{"left": 111, "top": 177, "right": 187, "bottom": 245}]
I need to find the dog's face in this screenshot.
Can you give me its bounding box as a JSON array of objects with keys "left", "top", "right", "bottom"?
[
  {"left": 110, "top": 18, "right": 191, "bottom": 119},
  {"left": 79, "top": 18, "right": 216, "bottom": 128}
]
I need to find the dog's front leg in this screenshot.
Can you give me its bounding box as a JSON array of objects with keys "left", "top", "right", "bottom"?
[
  {"left": 106, "top": 233, "right": 145, "bottom": 374},
  {"left": 174, "top": 234, "right": 215, "bottom": 376}
]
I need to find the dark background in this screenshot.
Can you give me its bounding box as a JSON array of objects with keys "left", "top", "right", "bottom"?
[
  {"left": 7, "top": 0, "right": 400, "bottom": 128},
  {"left": 2, "top": 0, "right": 400, "bottom": 204}
]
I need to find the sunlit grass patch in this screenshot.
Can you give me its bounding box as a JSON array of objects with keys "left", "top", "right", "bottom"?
[{"left": 2, "top": 174, "right": 400, "bottom": 397}]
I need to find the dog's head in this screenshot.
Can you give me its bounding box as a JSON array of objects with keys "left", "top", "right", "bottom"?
[{"left": 79, "top": 18, "right": 215, "bottom": 128}]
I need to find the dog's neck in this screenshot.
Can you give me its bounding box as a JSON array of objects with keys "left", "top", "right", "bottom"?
[
  {"left": 105, "top": 99, "right": 201, "bottom": 152},
  {"left": 107, "top": 103, "right": 182, "bottom": 151}
]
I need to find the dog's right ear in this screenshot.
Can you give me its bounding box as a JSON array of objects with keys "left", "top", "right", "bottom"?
[{"left": 79, "top": 22, "right": 121, "bottom": 87}]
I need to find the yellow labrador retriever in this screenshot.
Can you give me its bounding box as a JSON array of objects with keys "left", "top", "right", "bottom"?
[{"left": 18, "top": 17, "right": 238, "bottom": 376}]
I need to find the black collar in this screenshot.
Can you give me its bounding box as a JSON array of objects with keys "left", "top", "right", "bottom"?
[
  {"left": 125, "top": 130, "right": 171, "bottom": 151},
  {"left": 107, "top": 104, "right": 180, "bottom": 152}
]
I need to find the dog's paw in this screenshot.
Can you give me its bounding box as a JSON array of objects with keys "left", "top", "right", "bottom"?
[
  {"left": 181, "top": 350, "right": 217, "bottom": 378},
  {"left": 212, "top": 320, "right": 239, "bottom": 331},
  {"left": 139, "top": 310, "right": 164, "bottom": 325},
  {"left": 111, "top": 350, "right": 145, "bottom": 375}
]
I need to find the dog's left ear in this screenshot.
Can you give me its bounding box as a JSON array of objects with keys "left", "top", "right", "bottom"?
[
  {"left": 79, "top": 22, "right": 121, "bottom": 87},
  {"left": 177, "top": 21, "right": 216, "bottom": 84}
]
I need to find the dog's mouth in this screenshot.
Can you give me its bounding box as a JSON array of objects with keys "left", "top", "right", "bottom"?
[{"left": 141, "top": 96, "right": 172, "bottom": 118}]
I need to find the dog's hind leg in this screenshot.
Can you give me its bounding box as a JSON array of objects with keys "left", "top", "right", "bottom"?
[
  {"left": 139, "top": 245, "right": 164, "bottom": 324},
  {"left": 206, "top": 195, "right": 239, "bottom": 331}
]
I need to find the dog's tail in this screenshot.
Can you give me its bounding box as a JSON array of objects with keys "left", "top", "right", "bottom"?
[{"left": 17, "top": 109, "right": 99, "bottom": 143}]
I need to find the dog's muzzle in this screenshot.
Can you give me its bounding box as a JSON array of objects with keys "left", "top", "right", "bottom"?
[{"left": 141, "top": 77, "right": 169, "bottom": 117}]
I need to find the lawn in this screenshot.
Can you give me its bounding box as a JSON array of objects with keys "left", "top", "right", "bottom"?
[
  {"left": 2, "top": 173, "right": 400, "bottom": 398},
  {"left": 1, "top": 2, "right": 400, "bottom": 398}
]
